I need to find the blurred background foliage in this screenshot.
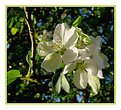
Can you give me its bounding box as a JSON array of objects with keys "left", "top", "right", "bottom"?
[{"left": 7, "top": 7, "right": 114, "bottom": 103}]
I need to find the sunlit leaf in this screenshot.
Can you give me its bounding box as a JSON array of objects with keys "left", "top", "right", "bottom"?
[
  {"left": 7, "top": 70, "right": 21, "bottom": 85},
  {"left": 19, "top": 25, "right": 24, "bottom": 34},
  {"left": 8, "top": 18, "right": 14, "bottom": 28},
  {"left": 72, "top": 16, "right": 82, "bottom": 27},
  {"left": 11, "top": 27, "right": 18, "bottom": 35},
  {"left": 76, "top": 27, "right": 91, "bottom": 47},
  {"left": 34, "top": 93, "right": 40, "bottom": 99}
]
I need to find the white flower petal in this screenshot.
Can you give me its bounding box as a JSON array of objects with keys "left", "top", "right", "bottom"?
[
  {"left": 88, "top": 36, "right": 101, "bottom": 54},
  {"left": 61, "top": 23, "right": 70, "bottom": 46},
  {"left": 73, "top": 69, "right": 88, "bottom": 89},
  {"left": 62, "top": 47, "right": 78, "bottom": 64},
  {"left": 90, "top": 36, "right": 102, "bottom": 49},
  {"left": 38, "top": 42, "right": 54, "bottom": 56},
  {"left": 85, "top": 59, "right": 98, "bottom": 76},
  {"left": 89, "top": 36, "right": 95, "bottom": 42},
  {"left": 95, "top": 36, "right": 102, "bottom": 48},
  {"left": 62, "top": 62, "right": 77, "bottom": 74},
  {"left": 87, "top": 43, "right": 97, "bottom": 55},
  {"left": 88, "top": 73, "right": 100, "bottom": 95},
  {"left": 41, "top": 53, "right": 62, "bottom": 72},
  {"left": 97, "top": 70, "right": 104, "bottom": 79},
  {"left": 53, "top": 23, "right": 78, "bottom": 48},
  {"left": 61, "top": 74, "right": 70, "bottom": 93},
  {"left": 53, "top": 23, "right": 70, "bottom": 46},
  {"left": 99, "top": 53, "right": 109, "bottom": 68},
  {"left": 64, "top": 26, "right": 78, "bottom": 48},
  {"left": 78, "top": 48, "right": 90, "bottom": 60},
  {"left": 93, "top": 54, "right": 105, "bottom": 70},
  {"left": 53, "top": 24, "right": 63, "bottom": 44}
]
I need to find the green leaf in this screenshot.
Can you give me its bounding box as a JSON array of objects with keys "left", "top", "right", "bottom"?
[
  {"left": 61, "top": 74, "right": 70, "bottom": 93},
  {"left": 7, "top": 70, "right": 21, "bottom": 85},
  {"left": 8, "top": 18, "right": 14, "bottom": 28},
  {"left": 19, "top": 25, "right": 24, "bottom": 34},
  {"left": 11, "top": 27, "right": 18, "bottom": 35},
  {"left": 77, "top": 28, "right": 91, "bottom": 44},
  {"left": 76, "top": 27, "right": 91, "bottom": 47},
  {"left": 72, "top": 16, "right": 82, "bottom": 27},
  {"left": 88, "top": 73, "right": 100, "bottom": 96},
  {"left": 34, "top": 93, "right": 40, "bottom": 99},
  {"left": 81, "top": 32, "right": 91, "bottom": 45}
]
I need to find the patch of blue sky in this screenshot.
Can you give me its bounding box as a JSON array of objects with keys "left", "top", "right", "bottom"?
[
  {"left": 76, "top": 91, "right": 83, "bottom": 102},
  {"left": 110, "top": 25, "right": 113, "bottom": 31},
  {"left": 105, "top": 75, "right": 113, "bottom": 84},
  {"left": 37, "top": 20, "right": 43, "bottom": 27},
  {"left": 102, "top": 35, "right": 107, "bottom": 44},
  {"left": 7, "top": 43, "right": 10, "bottom": 49},
  {"left": 53, "top": 97, "right": 61, "bottom": 102},
  {"left": 79, "top": 8, "right": 91, "bottom": 18}
]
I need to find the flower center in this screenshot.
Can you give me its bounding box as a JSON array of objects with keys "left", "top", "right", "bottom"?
[
  {"left": 52, "top": 41, "right": 62, "bottom": 51},
  {"left": 52, "top": 41, "right": 66, "bottom": 55},
  {"left": 77, "top": 61, "right": 84, "bottom": 70},
  {"left": 76, "top": 61, "right": 88, "bottom": 72}
]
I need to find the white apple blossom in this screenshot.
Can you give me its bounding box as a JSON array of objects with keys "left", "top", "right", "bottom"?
[
  {"left": 62, "top": 35, "right": 108, "bottom": 91},
  {"left": 75, "top": 36, "right": 108, "bottom": 79},
  {"left": 86, "top": 36, "right": 108, "bottom": 78},
  {"left": 38, "top": 23, "right": 78, "bottom": 72},
  {"left": 63, "top": 58, "right": 98, "bottom": 89},
  {"left": 37, "top": 23, "right": 108, "bottom": 95}
]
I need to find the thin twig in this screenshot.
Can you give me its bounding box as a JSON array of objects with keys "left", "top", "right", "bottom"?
[
  {"left": 21, "top": 77, "right": 40, "bottom": 84},
  {"left": 24, "top": 7, "right": 34, "bottom": 58},
  {"left": 24, "top": 7, "right": 34, "bottom": 77}
]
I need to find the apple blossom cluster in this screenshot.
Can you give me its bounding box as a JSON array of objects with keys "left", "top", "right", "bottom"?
[{"left": 37, "top": 23, "right": 108, "bottom": 95}]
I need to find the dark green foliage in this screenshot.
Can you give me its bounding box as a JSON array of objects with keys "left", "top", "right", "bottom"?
[{"left": 7, "top": 7, "right": 114, "bottom": 103}]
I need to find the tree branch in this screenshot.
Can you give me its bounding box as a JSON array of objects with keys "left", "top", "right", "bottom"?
[{"left": 24, "top": 7, "right": 36, "bottom": 77}]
